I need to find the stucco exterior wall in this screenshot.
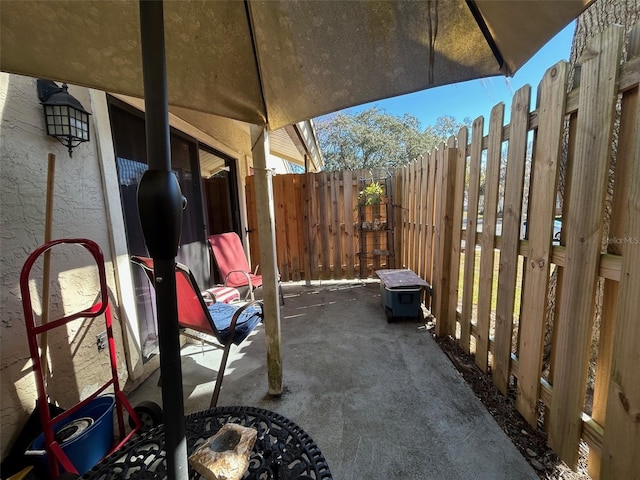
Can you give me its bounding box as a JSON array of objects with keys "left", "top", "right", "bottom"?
[
  {"left": 0, "top": 74, "right": 129, "bottom": 458},
  {"left": 0, "top": 73, "right": 314, "bottom": 461}
]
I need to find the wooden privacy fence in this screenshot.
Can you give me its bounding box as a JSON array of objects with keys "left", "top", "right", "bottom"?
[
  {"left": 395, "top": 24, "right": 639, "bottom": 480},
  {"left": 245, "top": 168, "right": 392, "bottom": 282}
]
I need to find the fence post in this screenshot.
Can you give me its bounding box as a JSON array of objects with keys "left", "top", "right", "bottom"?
[{"left": 434, "top": 138, "right": 458, "bottom": 337}]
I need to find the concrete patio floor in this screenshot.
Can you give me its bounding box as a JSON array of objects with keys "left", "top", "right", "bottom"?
[{"left": 127, "top": 279, "right": 537, "bottom": 480}]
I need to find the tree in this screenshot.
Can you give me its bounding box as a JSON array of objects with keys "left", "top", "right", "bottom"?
[{"left": 315, "top": 107, "right": 469, "bottom": 171}]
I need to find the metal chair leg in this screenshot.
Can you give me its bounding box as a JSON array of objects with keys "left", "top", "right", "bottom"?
[{"left": 210, "top": 342, "right": 233, "bottom": 408}]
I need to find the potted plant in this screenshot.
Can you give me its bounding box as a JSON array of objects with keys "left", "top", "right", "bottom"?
[{"left": 357, "top": 181, "right": 384, "bottom": 207}]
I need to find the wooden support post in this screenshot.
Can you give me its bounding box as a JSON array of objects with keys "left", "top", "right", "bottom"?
[
  {"left": 548, "top": 25, "right": 623, "bottom": 467},
  {"left": 515, "top": 62, "right": 568, "bottom": 427},
  {"left": 250, "top": 125, "right": 283, "bottom": 396},
  {"left": 493, "top": 85, "right": 531, "bottom": 395}
]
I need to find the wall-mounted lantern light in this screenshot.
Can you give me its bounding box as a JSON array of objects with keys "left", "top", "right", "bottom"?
[{"left": 37, "top": 79, "right": 91, "bottom": 157}]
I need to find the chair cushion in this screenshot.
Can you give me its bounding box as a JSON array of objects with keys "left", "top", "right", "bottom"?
[
  {"left": 208, "top": 303, "right": 262, "bottom": 345},
  {"left": 204, "top": 286, "right": 241, "bottom": 304}
]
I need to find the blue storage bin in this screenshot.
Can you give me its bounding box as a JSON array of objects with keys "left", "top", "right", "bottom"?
[
  {"left": 27, "top": 395, "right": 115, "bottom": 475},
  {"left": 380, "top": 283, "right": 423, "bottom": 319},
  {"left": 376, "top": 269, "right": 430, "bottom": 321}
]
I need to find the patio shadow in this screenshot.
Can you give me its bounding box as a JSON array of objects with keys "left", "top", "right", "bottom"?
[{"left": 127, "top": 279, "right": 537, "bottom": 480}]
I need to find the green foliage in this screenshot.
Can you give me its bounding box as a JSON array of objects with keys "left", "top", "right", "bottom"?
[
  {"left": 315, "top": 107, "right": 470, "bottom": 172},
  {"left": 357, "top": 181, "right": 385, "bottom": 206}
]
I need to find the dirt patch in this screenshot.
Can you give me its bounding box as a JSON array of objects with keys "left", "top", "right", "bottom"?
[{"left": 432, "top": 333, "right": 592, "bottom": 480}]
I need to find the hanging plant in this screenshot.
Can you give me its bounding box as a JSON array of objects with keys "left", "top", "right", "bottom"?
[{"left": 357, "top": 181, "right": 384, "bottom": 207}]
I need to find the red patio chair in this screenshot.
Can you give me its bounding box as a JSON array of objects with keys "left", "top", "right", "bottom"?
[
  {"left": 130, "top": 256, "right": 263, "bottom": 408},
  {"left": 208, "top": 232, "right": 283, "bottom": 304}
]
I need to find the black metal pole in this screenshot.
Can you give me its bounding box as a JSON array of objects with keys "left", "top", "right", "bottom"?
[{"left": 138, "top": 2, "right": 188, "bottom": 479}]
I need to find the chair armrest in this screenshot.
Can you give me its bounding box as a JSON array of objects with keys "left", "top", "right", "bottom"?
[
  {"left": 226, "top": 300, "right": 264, "bottom": 343},
  {"left": 201, "top": 290, "right": 216, "bottom": 306},
  {"left": 224, "top": 269, "right": 252, "bottom": 285},
  {"left": 224, "top": 269, "right": 255, "bottom": 300}
]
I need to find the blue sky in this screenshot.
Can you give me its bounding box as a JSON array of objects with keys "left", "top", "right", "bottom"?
[{"left": 324, "top": 21, "right": 576, "bottom": 129}]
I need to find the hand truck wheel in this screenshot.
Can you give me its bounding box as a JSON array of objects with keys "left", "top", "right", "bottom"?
[{"left": 128, "top": 400, "right": 163, "bottom": 433}]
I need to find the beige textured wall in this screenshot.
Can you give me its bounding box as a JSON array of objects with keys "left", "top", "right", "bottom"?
[
  {"left": 0, "top": 74, "right": 129, "bottom": 458},
  {"left": 0, "top": 73, "right": 270, "bottom": 460}
]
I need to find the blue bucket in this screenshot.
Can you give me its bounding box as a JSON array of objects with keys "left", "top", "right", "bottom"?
[{"left": 27, "top": 395, "right": 115, "bottom": 475}]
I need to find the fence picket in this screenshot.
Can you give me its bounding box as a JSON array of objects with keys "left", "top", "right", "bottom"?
[
  {"left": 425, "top": 153, "right": 436, "bottom": 285},
  {"left": 447, "top": 127, "right": 468, "bottom": 324},
  {"left": 418, "top": 155, "right": 428, "bottom": 280},
  {"left": 493, "top": 85, "right": 531, "bottom": 394},
  {"left": 600, "top": 51, "right": 640, "bottom": 479},
  {"left": 432, "top": 147, "right": 443, "bottom": 326},
  {"left": 274, "top": 175, "right": 289, "bottom": 281},
  {"left": 317, "top": 172, "right": 331, "bottom": 279},
  {"left": 548, "top": 25, "right": 623, "bottom": 467},
  {"left": 516, "top": 61, "right": 569, "bottom": 426},
  {"left": 434, "top": 138, "right": 458, "bottom": 336},
  {"left": 290, "top": 175, "right": 302, "bottom": 282},
  {"left": 591, "top": 27, "right": 640, "bottom": 479},
  {"left": 413, "top": 159, "right": 423, "bottom": 276},
  {"left": 394, "top": 169, "right": 404, "bottom": 268},
  {"left": 330, "top": 171, "right": 342, "bottom": 278},
  {"left": 407, "top": 160, "right": 416, "bottom": 272},
  {"left": 302, "top": 173, "right": 313, "bottom": 283},
  {"left": 475, "top": 103, "right": 505, "bottom": 371},
  {"left": 343, "top": 170, "right": 356, "bottom": 279},
  {"left": 245, "top": 175, "right": 260, "bottom": 271},
  {"left": 403, "top": 164, "right": 410, "bottom": 269},
  {"left": 310, "top": 173, "right": 320, "bottom": 279},
  {"left": 460, "top": 116, "right": 484, "bottom": 353}
]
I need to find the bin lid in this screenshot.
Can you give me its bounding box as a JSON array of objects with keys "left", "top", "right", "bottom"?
[{"left": 376, "top": 269, "right": 430, "bottom": 288}]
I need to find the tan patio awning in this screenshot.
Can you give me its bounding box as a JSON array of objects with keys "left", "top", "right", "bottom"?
[{"left": 1, "top": 1, "right": 590, "bottom": 130}]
